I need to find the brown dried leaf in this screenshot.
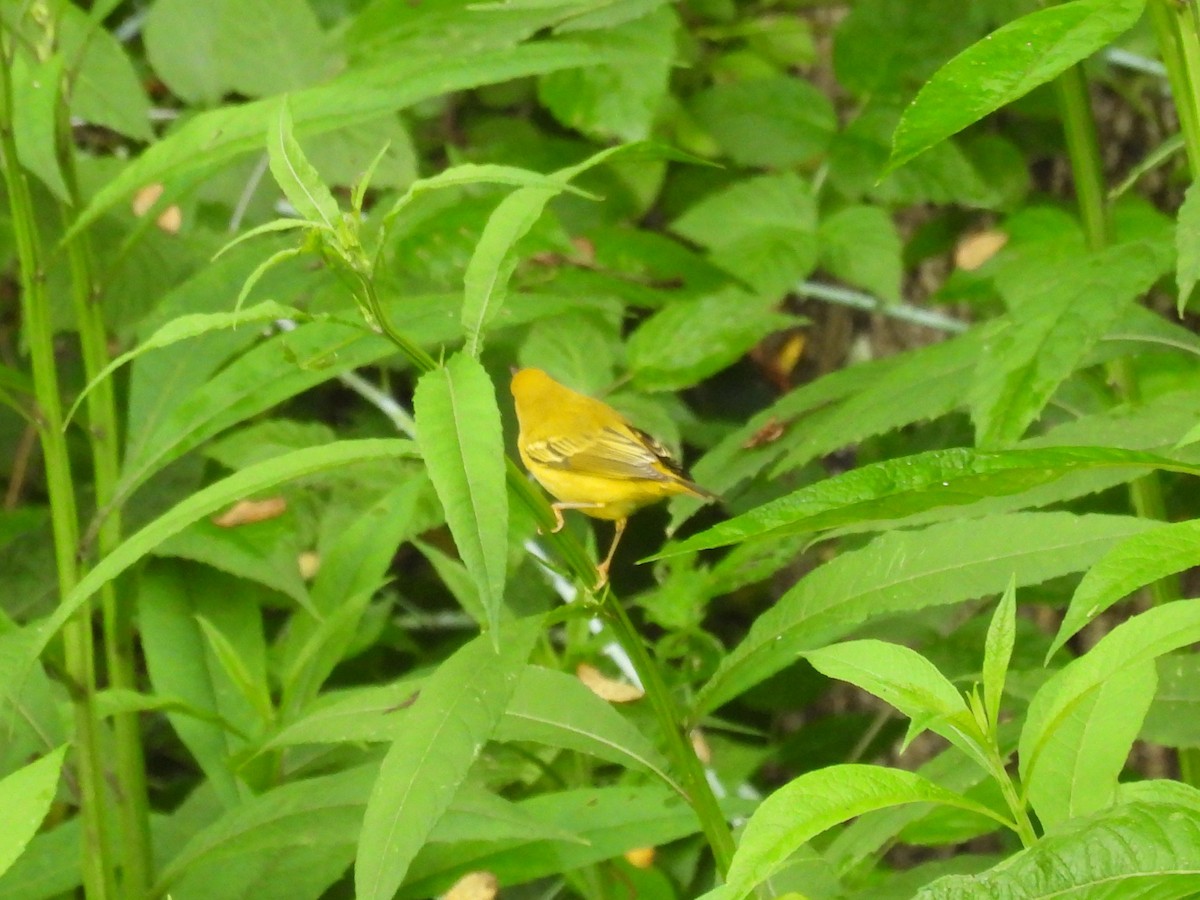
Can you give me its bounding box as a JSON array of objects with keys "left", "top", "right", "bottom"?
[
  {"left": 131, "top": 182, "right": 164, "bottom": 217},
  {"left": 443, "top": 871, "right": 498, "bottom": 900},
  {"left": 212, "top": 496, "right": 288, "bottom": 528},
  {"left": 742, "top": 417, "right": 787, "bottom": 449},
  {"left": 954, "top": 229, "right": 1008, "bottom": 271},
  {"left": 156, "top": 204, "right": 182, "bottom": 234},
  {"left": 576, "top": 662, "right": 644, "bottom": 703}
]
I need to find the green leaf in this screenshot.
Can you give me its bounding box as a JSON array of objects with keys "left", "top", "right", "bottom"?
[
  {"left": 24, "top": 439, "right": 414, "bottom": 670},
  {"left": 1144, "top": 654, "right": 1200, "bottom": 749},
  {"left": 768, "top": 326, "right": 987, "bottom": 481},
  {"left": 120, "top": 320, "right": 391, "bottom": 501},
  {"left": 264, "top": 678, "right": 426, "bottom": 749},
  {"left": 670, "top": 172, "right": 818, "bottom": 296},
  {"left": 195, "top": 614, "right": 274, "bottom": 726},
  {"left": 0, "top": 817, "right": 81, "bottom": 899},
  {"left": 413, "top": 354, "right": 507, "bottom": 637},
  {"left": 59, "top": 6, "right": 153, "bottom": 141},
  {"left": 123, "top": 244, "right": 313, "bottom": 444},
  {"left": 970, "top": 240, "right": 1169, "bottom": 446},
  {"left": 399, "top": 784, "right": 713, "bottom": 899},
  {"left": 268, "top": 105, "right": 341, "bottom": 233},
  {"left": 11, "top": 54, "right": 68, "bottom": 201},
  {"left": 429, "top": 785, "right": 585, "bottom": 846},
  {"left": 1178, "top": 181, "right": 1200, "bottom": 315},
  {"left": 1050, "top": 519, "right": 1193, "bottom": 658},
  {"left": 833, "top": 0, "right": 984, "bottom": 97},
  {"left": 68, "top": 300, "right": 309, "bottom": 426},
  {"left": 210, "top": 0, "right": 334, "bottom": 98},
  {"left": 494, "top": 666, "right": 677, "bottom": 790},
  {"left": 691, "top": 75, "right": 836, "bottom": 168},
  {"left": 889, "top": 0, "right": 1146, "bottom": 169},
  {"left": 702, "top": 766, "right": 1009, "bottom": 900},
  {"left": 672, "top": 330, "right": 983, "bottom": 532},
  {"left": 818, "top": 205, "right": 903, "bottom": 303},
  {"left": 805, "top": 641, "right": 983, "bottom": 763},
  {"left": 539, "top": 7, "right": 677, "bottom": 141},
  {"left": 143, "top": 0, "right": 223, "bottom": 104},
  {"left": 826, "top": 733, "right": 1009, "bottom": 876},
  {"left": 915, "top": 797, "right": 1200, "bottom": 899},
  {"left": 69, "top": 40, "right": 617, "bottom": 238},
  {"left": 627, "top": 288, "right": 798, "bottom": 392},
  {"left": 1021, "top": 600, "right": 1200, "bottom": 829},
  {"left": 354, "top": 616, "right": 542, "bottom": 900},
  {"left": 156, "top": 514, "right": 311, "bottom": 608},
  {"left": 279, "top": 478, "right": 439, "bottom": 715},
  {"left": 982, "top": 579, "right": 1016, "bottom": 733},
  {"left": 0, "top": 747, "right": 66, "bottom": 880},
  {"left": 658, "top": 446, "right": 1194, "bottom": 560},
  {"left": 155, "top": 765, "right": 373, "bottom": 898},
  {"left": 696, "top": 512, "right": 1154, "bottom": 714},
  {"left": 460, "top": 144, "right": 631, "bottom": 356},
  {"left": 382, "top": 162, "right": 597, "bottom": 231},
  {"left": 139, "top": 564, "right": 266, "bottom": 806}
]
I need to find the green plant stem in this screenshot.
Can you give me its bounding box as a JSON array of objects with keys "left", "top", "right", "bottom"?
[
  {"left": 0, "top": 39, "right": 116, "bottom": 900},
  {"left": 1149, "top": 0, "right": 1200, "bottom": 173},
  {"left": 1057, "top": 60, "right": 1193, "bottom": 785},
  {"left": 1057, "top": 64, "right": 1176, "bottom": 602},
  {"left": 600, "top": 590, "right": 737, "bottom": 874},
  {"left": 1154, "top": 0, "right": 1200, "bottom": 790},
  {"left": 992, "top": 758, "right": 1038, "bottom": 849},
  {"left": 59, "top": 152, "right": 152, "bottom": 897},
  {"left": 360, "top": 276, "right": 737, "bottom": 874},
  {"left": 1056, "top": 66, "right": 1113, "bottom": 250}
]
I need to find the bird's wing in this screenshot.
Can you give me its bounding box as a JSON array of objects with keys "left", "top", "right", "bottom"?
[{"left": 524, "top": 426, "right": 675, "bottom": 482}]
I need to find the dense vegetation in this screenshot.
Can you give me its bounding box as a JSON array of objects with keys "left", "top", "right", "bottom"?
[{"left": 3, "top": 0, "right": 1200, "bottom": 897}]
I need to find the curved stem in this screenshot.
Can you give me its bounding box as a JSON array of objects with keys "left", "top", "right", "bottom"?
[{"left": 601, "top": 592, "right": 737, "bottom": 874}]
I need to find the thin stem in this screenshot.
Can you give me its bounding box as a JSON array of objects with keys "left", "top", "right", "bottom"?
[
  {"left": 1152, "top": 0, "right": 1200, "bottom": 787},
  {"left": 1057, "top": 66, "right": 1176, "bottom": 595},
  {"left": 1149, "top": 0, "right": 1200, "bottom": 172},
  {"left": 992, "top": 757, "right": 1038, "bottom": 849},
  {"left": 0, "top": 35, "right": 115, "bottom": 900},
  {"left": 57, "top": 99, "right": 152, "bottom": 896},
  {"left": 1059, "top": 57, "right": 1192, "bottom": 786},
  {"left": 601, "top": 593, "right": 737, "bottom": 874},
  {"left": 1056, "top": 66, "right": 1112, "bottom": 251}
]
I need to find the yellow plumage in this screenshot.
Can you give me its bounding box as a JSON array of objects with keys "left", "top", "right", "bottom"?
[{"left": 510, "top": 368, "right": 717, "bottom": 588}]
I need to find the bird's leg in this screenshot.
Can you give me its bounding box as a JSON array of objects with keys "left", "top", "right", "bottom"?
[
  {"left": 542, "top": 501, "right": 606, "bottom": 534},
  {"left": 593, "top": 518, "right": 627, "bottom": 590}
]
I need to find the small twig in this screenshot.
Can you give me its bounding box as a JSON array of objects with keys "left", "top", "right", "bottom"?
[
  {"left": 5, "top": 422, "right": 38, "bottom": 509},
  {"left": 796, "top": 280, "right": 969, "bottom": 334}
]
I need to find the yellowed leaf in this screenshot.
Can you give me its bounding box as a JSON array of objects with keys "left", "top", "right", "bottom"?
[
  {"left": 212, "top": 496, "right": 288, "bottom": 528},
  {"left": 131, "top": 183, "right": 164, "bottom": 217},
  {"left": 156, "top": 204, "right": 182, "bottom": 234},
  {"left": 297, "top": 551, "right": 321, "bottom": 580},
  {"left": 576, "top": 662, "right": 644, "bottom": 703},
  {"left": 442, "top": 870, "right": 498, "bottom": 900},
  {"left": 954, "top": 229, "right": 1008, "bottom": 271},
  {"left": 624, "top": 846, "right": 656, "bottom": 869}
]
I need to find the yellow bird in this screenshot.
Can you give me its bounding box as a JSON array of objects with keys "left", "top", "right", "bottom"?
[{"left": 510, "top": 368, "right": 717, "bottom": 588}]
